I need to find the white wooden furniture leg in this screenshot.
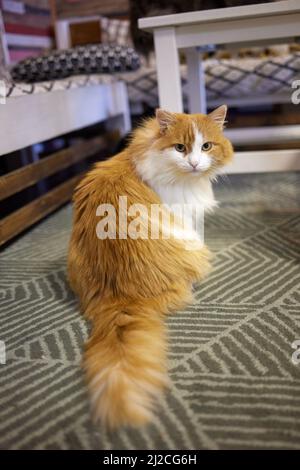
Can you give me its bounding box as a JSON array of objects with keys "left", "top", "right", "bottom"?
[
  {"left": 154, "top": 27, "right": 183, "bottom": 112},
  {"left": 105, "top": 81, "right": 131, "bottom": 137},
  {"left": 119, "top": 81, "right": 132, "bottom": 135},
  {"left": 0, "top": 11, "right": 9, "bottom": 65},
  {"left": 109, "top": 81, "right": 131, "bottom": 136},
  {"left": 185, "top": 48, "right": 207, "bottom": 114},
  {"left": 54, "top": 20, "right": 70, "bottom": 49}
]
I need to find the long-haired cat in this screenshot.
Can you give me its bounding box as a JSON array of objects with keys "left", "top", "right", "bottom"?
[{"left": 68, "top": 106, "right": 233, "bottom": 428}]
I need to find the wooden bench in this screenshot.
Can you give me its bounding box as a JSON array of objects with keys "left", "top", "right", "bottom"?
[{"left": 0, "top": 79, "right": 130, "bottom": 246}]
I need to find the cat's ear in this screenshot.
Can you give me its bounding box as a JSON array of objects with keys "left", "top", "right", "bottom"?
[
  {"left": 156, "top": 109, "right": 175, "bottom": 133},
  {"left": 208, "top": 105, "right": 227, "bottom": 130}
]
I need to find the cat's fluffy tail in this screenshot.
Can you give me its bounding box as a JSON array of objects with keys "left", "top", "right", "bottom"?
[{"left": 84, "top": 298, "right": 168, "bottom": 428}]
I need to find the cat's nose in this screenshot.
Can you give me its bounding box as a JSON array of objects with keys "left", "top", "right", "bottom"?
[{"left": 189, "top": 162, "right": 198, "bottom": 169}]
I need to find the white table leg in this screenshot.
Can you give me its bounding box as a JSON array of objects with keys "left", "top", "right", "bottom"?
[
  {"left": 104, "top": 81, "right": 131, "bottom": 137},
  {"left": 185, "top": 48, "right": 207, "bottom": 114},
  {"left": 114, "top": 81, "right": 131, "bottom": 136},
  {"left": 55, "top": 20, "right": 71, "bottom": 49},
  {"left": 154, "top": 27, "right": 183, "bottom": 113}
]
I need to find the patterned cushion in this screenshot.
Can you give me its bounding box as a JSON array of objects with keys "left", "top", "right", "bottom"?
[{"left": 11, "top": 44, "right": 140, "bottom": 83}]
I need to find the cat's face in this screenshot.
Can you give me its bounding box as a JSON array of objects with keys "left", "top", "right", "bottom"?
[{"left": 150, "top": 107, "right": 233, "bottom": 180}]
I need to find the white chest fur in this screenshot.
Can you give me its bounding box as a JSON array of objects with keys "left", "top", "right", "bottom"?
[
  {"left": 152, "top": 177, "right": 217, "bottom": 212},
  {"left": 135, "top": 147, "right": 218, "bottom": 239},
  {"left": 151, "top": 177, "right": 217, "bottom": 239}
]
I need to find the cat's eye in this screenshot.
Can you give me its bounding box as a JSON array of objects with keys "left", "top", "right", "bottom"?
[
  {"left": 202, "top": 142, "right": 213, "bottom": 151},
  {"left": 175, "top": 143, "right": 186, "bottom": 153}
]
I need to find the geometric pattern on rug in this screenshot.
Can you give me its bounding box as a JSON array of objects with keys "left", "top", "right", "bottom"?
[{"left": 0, "top": 172, "right": 299, "bottom": 449}]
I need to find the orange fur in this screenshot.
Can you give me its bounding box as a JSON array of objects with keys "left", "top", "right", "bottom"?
[{"left": 68, "top": 108, "right": 233, "bottom": 428}]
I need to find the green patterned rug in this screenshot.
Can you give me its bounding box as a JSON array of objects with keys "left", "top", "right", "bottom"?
[{"left": 0, "top": 172, "right": 300, "bottom": 449}]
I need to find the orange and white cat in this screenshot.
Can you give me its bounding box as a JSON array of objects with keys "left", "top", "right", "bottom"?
[{"left": 68, "top": 106, "right": 233, "bottom": 428}]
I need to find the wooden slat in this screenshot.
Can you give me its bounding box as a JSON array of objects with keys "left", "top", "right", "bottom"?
[
  {"left": 0, "top": 173, "right": 84, "bottom": 247},
  {"left": 56, "top": 0, "right": 129, "bottom": 18},
  {"left": 0, "top": 135, "right": 107, "bottom": 201}
]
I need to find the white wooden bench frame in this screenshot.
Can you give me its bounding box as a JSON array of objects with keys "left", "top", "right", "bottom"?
[{"left": 0, "top": 80, "right": 130, "bottom": 156}]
